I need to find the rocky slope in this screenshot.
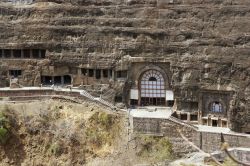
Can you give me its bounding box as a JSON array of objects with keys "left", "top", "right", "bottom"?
[
  {"left": 0, "top": 100, "right": 123, "bottom": 165},
  {"left": 0, "top": 100, "right": 176, "bottom": 166}
]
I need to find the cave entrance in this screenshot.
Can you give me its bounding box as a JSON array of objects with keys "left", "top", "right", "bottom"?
[
  {"left": 139, "top": 70, "right": 166, "bottom": 106},
  {"left": 54, "top": 76, "right": 62, "bottom": 85},
  {"left": 64, "top": 75, "right": 71, "bottom": 85},
  {"left": 9, "top": 70, "right": 22, "bottom": 78},
  {"left": 41, "top": 76, "right": 53, "bottom": 85},
  {"left": 212, "top": 120, "right": 218, "bottom": 127},
  {"left": 41, "top": 75, "right": 72, "bottom": 86}
]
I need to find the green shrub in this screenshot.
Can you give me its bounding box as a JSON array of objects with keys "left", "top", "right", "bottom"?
[
  {"left": 223, "top": 157, "right": 237, "bottom": 166},
  {"left": 89, "top": 112, "right": 115, "bottom": 130},
  {"left": 86, "top": 111, "right": 119, "bottom": 149},
  {"left": 49, "top": 142, "right": 62, "bottom": 156},
  {"left": 0, "top": 111, "right": 9, "bottom": 129},
  {"left": 99, "top": 112, "right": 114, "bottom": 129},
  {"left": 51, "top": 105, "right": 60, "bottom": 112},
  {"left": 0, "top": 127, "right": 8, "bottom": 144},
  {"left": 0, "top": 107, "right": 10, "bottom": 144},
  {"left": 156, "top": 137, "right": 173, "bottom": 160},
  {"left": 86, "top": 129, "right": 105, "bottom": 147},
  {"left": 137, "top": 135, "right": 173, "bottom": 161}
]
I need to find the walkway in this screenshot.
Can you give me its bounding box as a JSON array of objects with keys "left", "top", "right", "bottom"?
[
  {"left": 0, "top": 86, "right": 117, "bottom": 110},
  {"left": 129, "top": 107, "right": 172, "bottom": 119}
]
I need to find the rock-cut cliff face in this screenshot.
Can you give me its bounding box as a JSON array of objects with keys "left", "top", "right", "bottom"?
[{"left": 0, "top": 0, "right": 250, "bottom": 132}]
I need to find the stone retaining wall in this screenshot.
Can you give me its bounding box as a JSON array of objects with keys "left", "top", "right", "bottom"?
[
  {"left": 200, "top": 132, "right": 250, "bottom": 153},
  {"left": 0, "top": 89, "right": 112, "bottom": 110},
  {"left": 212, "top": 148, "right": 250, "bottom": 163},
  {"left": 0, "top": 89, "right": 81, "bottom": 98},
  {"left": 132, "top": 117, "right": 198, "bottom": 156},
  {"left": 132, "top": 117, "right": 250, "bottom": 153},
  {"left": 0, "top": 89, "right": 54, "bottom": 97}
]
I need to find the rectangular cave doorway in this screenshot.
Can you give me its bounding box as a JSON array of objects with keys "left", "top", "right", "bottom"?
[
  {"left": 64, "top": 75, "right": 71, "bottom": 85},
  {"left": 212, "top": 120, "right": 218, "bottom": 127},
  {"left": 130, "top": 99, "right": 138, "bottom": 108},
  {"left": 95, "top": 69, "right": 101, "bottom": 79},
  {"left": 41, "top": 76, "right": 53, "bottom": 85},
  {"left": 167, "top": 100, "right": 174, "bottom": 107},
  {"left": 54, "top": 76, "right": 62, "bottom": 85},
  {"left": 141, "top": 97, "right": 166, "bottom": 106},
  {"left": 9, "top": 70, "right": 22, "bottom": 78}
]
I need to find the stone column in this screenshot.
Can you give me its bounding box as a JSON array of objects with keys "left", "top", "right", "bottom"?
[
  {"left": 208, "top": 116, "right": 211, "bottom": 126},
  {"left": 101, "top": 69, "right": 103, "bottom": 78},
  {"left": 198, "top": 110, "right": 202, "bottom": 125},
  {"left": 39, "top": 49, "right": 41, "bottom": 58},
  {"left": 112, "top": 70, "right": 115, "bottom": 80},
  {"left": 30, "top": 49, "right": 33, "bottom": 58},
  {"left": 93, "top": 69, "right": 96, "bottom": 79},
  {"left": 108, "top": 69, "right": 111, "bottom": 78},
  {"left": 21, "top": 49, "right": 24, "bottom": 58},
  {"left": 61, "top": 76, "right": 64, "bottom": 85},
  {"left": 52, "top": 76, "right": 55, "bottom": 84},
  {"left": 218, "top": 118, "right": 222, "bottom": 127},
  {"left": 177, "top": 112, "right": 181, "bottom": 120},
  {"left": 10, "top": 49, "right": 13, "bottom": 58},
  {"left": 187, "top": 113, "right": 191, "bottom": 122},
  {"left": 77, "top": 68, "right": 81, "bottom": 76},
  {"left": 86, "top": 69, "right": 89, "bottom": 85}
]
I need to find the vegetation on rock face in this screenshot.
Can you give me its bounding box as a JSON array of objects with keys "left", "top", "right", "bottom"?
[
  {"left": 137, "top": 135, "right": 173, "bottom": 162},
  {"left": 222, "top": 157, "right": 237, "bottom": 166},
  {"left": 0, "top": 101, "right": 126, "bottom": 165},
  {"left": 86, "top": 111, "right": 120, "bottom": 150},
  {"left": 0, "top": 106, "right": 10, "bottom": 144},
  {"left": 0, "top": 127, "right": 8, "bottom": 144},
  {"left": 49, "top": 141, "right": 63, "bottom": 157}
]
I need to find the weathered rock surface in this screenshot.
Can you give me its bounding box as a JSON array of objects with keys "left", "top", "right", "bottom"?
[{"left": 0, "top": 0, "right": 249, "bottom": 132}]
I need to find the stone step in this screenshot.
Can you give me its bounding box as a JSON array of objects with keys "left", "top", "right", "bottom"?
[{"left": 80, "top": 90, "right": 116, "bottom": 109}]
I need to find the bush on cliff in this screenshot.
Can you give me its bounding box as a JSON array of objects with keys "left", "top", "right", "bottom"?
[
  {"left": 86, "top": 111, "right": 120, "bottom": 151},
  {"left": 0, "top": 106, "right": 10, "bottom": 144},
  {"left": 137, "top": 135, "right": 173, "bottom": 161}
]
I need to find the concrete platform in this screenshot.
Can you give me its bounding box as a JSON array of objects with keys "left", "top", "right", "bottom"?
[
  {"left": 129, "top": 107, "right": 172, "bottom": 119},
  {"left": 196, "top": 125, "right": 231, "bottom": 133}
]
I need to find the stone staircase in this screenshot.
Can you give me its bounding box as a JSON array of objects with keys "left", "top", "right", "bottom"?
[
  {"left": 168, "top": 116, "right": 198, "bottom": 131},
  {"left": 168, "top": 137, "right": 197, "bottom": 156},
  {"left": 80, "top": 89, "right": 116, "bottom": 110},
  {"left": 101, "top": 88, "right": 115, "bottom": 102},
  {"left": 80, "top": 90, "right": 95, "bottom": 100}
]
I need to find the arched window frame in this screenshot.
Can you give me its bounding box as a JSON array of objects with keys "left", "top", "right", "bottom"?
[
  {"left": 140, "top": 70, "right": 165, "bottom": 98},
  {"left": 210, "top": 101, "right": 223, "bottom": 113}
]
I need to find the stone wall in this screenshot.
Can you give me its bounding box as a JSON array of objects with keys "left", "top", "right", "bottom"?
[
  {"left": 0, "top": 89, "right": 81, "bottom": 97},
  {"left": 132, "top": 117, "right": 250, "bottom": 153},
  {"left": 200, "top": 132, "right": 250, "bottom": 153},
  {"left": 212, "top": 148, "right": 250, "bottom": 163},
  {"left": 0, "top": 89, "right": 54, "bottom": 97},
  {"left": 132, "top": 117, "right": 198, "bottom": 155},
  {"left": 0, "top": 88, "right": 115, "bottom": 110}
]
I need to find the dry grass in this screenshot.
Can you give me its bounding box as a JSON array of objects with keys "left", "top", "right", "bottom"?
[
  {"left": 136, "top": 135, "right": 174, "bottom": 162},
  {"left": 0, "top": 100, "right": 122, "bottom": 165},
  {"left": 222, "top": 157, "right": 237, "bottom": 166},
  {"left": 86, "top": 111, "right": 121, "bottom": 155}
]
